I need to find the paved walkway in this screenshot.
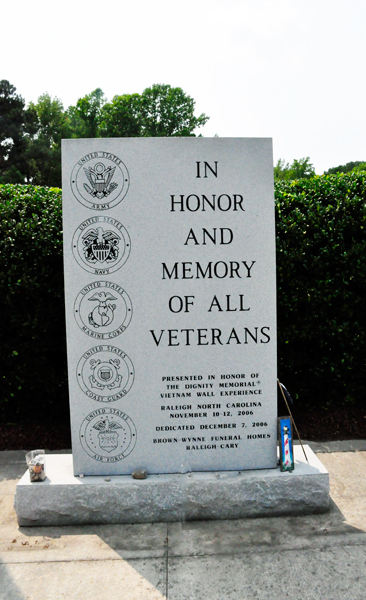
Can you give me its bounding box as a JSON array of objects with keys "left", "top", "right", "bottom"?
[{"left": 1, "top": 442, "right": 366, "bottom": 600}]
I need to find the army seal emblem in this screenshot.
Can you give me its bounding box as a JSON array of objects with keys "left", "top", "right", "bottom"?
[
  {"left": 74, "top": 281, "right": 132, "bottom": 339},
  {"left": 80, "top": 407, "right": 137, "bottom": 462},
  {"left": 72, "top": 216, "right": 131, "bottom": 275},
  {"left": 77, "top": 345, "right": 135, "bottom": 402},
  {"left": 71, "top": 151, "right": 130, "bottom": 210}
]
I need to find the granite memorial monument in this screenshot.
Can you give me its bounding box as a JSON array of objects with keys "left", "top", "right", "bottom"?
[{"left": 62, "top": 138, "right": 277, "bottom": 476}]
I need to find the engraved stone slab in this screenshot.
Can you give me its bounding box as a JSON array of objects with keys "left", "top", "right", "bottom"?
[{"left": 62, "top": 138, "right": 277, "bottom": 476}]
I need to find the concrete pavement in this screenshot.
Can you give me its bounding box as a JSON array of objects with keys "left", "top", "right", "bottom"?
[{"left": 1, "top": 443, "right": 366, "bottom": 600}]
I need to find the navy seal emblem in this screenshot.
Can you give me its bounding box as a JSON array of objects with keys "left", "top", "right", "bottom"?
[
  {"left": 72, "top": 216, "right": 131, "bottom": 274},
  {"left": 80, "top": 408, "right": 137, "bottom": 462},
  {"left": 71, "top": 152, "right": 130, "bottom": 210},
  {"left": 77, "top": 345, "right": 135, "bottom": 402},
  {"left": 83, "top": 227, "right": 120, "bottom": 264},
  {"left": 74, "top": 281, "right": 133, "bottom": 339}
]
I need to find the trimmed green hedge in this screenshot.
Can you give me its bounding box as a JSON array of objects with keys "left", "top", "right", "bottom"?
[
  {"left": 0, "top": 175, "right": 365, "bottom": 423},
  {"left": 276, "top": 173, "right": 366, "bottom": 408},
  {"left": 0, "top": 185, "right": 68, "bottom": 422}
]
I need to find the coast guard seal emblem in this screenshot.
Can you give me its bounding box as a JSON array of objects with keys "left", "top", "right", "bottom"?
[
  {"left": 80, "top": 408, "right": 137, "bottom": 462},
  {"left": 72, "top": 216, "right": 131, "bottom": 274},
  {"left": 71, "top": 151, "right": 130, "bottom": 210},
  {"left": 77, "top": 345, "right": 135, "bottom": 402},
  {"left": 74, "top": 281, "right": 133, "bottom": 339}
]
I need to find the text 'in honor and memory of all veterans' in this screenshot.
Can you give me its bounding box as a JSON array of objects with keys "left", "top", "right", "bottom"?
[{"left": 62, "top": 138, "right": 277, "bottom": 476}]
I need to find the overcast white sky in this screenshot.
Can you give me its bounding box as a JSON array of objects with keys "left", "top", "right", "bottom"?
[{"left": 2, "top": 0, "right": 365, "bottom": 173}]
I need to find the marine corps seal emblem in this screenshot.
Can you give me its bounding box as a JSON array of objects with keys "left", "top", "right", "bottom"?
[
  {"left": 80, "top": 408, "right": 137, "bottom": 462},
  {"left": 74, "top": 281, "right": 133, "bottom": 339},
  {"left": 71, "top": 151, "right": 130, "bottom": 210}
]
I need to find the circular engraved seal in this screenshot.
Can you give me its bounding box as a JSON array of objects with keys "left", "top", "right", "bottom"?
[
  {"left": 77, "top": 345, "right": 135, "bottom": 402},
  {"left": 71, "top": 151, "right": 130, "bottom": 210},
  {"left": 74, "top": 281, "right": 133, "bottom": 340},
  {"left": 72, "top": 216, "right": 131, "bottom": 275},
  {"left": 80, "top": 407, "right": 137, "bottom": 462}
]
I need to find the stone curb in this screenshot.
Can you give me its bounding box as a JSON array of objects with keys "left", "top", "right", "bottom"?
[{"left": 297, "top": 440, "right": 366, "bottom": 453}]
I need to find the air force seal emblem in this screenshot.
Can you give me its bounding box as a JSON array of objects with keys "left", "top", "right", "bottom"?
[
  {"left": 71, "top": 152, "right": 130, "bottom": 210},
  {"left": 80, "top": 408, "right": 137, "bottom": 462}
]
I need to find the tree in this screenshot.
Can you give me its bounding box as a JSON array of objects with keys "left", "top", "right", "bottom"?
[
  {"left": 99, "top": 94, "right": 141, "bottom": 138},
  {"left": 0, "top": 82, "right": 210, "bottom": 187},
  {"left": 274, "top": 158, "right": 290, "bottom": 181},
  {"left": 274, "top": 157, "right": 315, "bottom": 181},
  {"left": 67, "top": 88, "right": 105, "bottom": 138},
  {"left": 139, "top": 84, "right": 209, "bottom": 137},
  {"left": 27, "top": 93, "right": 71, "bottom": 187},
  {"left": 96, "top": 84, "right": 209, "bottom": 138},
  {"left": 0, "top": 80, "right": 29, "bottom": 183},
  {"left": 324, "top": 161, "right": 366, "bottom": 175}
]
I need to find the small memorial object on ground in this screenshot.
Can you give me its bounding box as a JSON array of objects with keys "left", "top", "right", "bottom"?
[
  {"left": 277, "top": 379, "right": 308, "bottom": 464},
  {"left": 132, "top": 468, "right": 148, "bottom": 480},
  {"left": 26, "top": 450, "right": 46, "bottom": 482},
  {"left": 278, "top": 417, "right": 294, "bottom": 472}
]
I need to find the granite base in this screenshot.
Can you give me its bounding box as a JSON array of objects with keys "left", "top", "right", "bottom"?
[{"left": 14, "top": 446, "right": 329, "bottom": 526}]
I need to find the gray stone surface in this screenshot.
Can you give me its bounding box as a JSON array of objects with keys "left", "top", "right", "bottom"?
[
  {"left": 14, "top": 445, "right": 328, "bottom": 526},
  {"left": 62, "top": 138, "right": 277, "bottom": 477},
  {"left": 0, "top": 559, "right": 167, "bottom": 600},
  {"left": 167, "top": 547, "right": 366, "bottom": 600}
]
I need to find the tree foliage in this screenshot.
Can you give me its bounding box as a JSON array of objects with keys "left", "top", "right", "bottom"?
[
  {"left": 99, "top": 93, "right": 142, "bottom": 137},
  {"left": 0, "top": 80, "right": 30, "bottom": 184},
  {"left": 26, "top": 94, "right": 71, "bottom": 187},
  {"left": 139, "top": 84, "right": 209, "bottom": 137},
  {"left": 324, "top": 160, "right": 366, "bottom": 175},
  {"left": 0, "top": 81, "right": 209, "bottom": 187},
  {"left": 67, "top": 88, "right": 105, "bottom": 138},
  {"left": 99, "top": 84, "right": 209, "bottom": 138},
  {"left": 274, "top": 156, "right": 315, "bottom": 181}
]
